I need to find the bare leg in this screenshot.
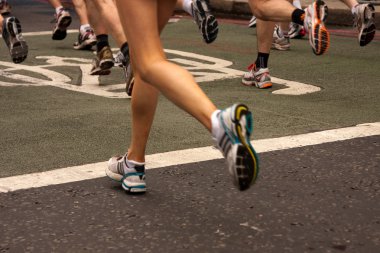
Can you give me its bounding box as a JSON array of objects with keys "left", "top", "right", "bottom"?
[
  {"left": 242, "top": 19, "right": 274, "bottom": 88},
  {"left": 47, "top": 0, "right": 63, "bottom": 9},
  {"left": 257, "top": 19, "right": 275, "bottom": 54},
  {"left": 115, "top": 0, "right": 216, "bottom": 161},
  {"left": 0, "top": 15, "right": 3, "bottom": 31},
  {"left": 341, "top": 0, "right": 359, "bottom": 9},
  {"left": 90, "top": 0, "right": 127, "bottom": 47},
  {"left": 72, "top": 0, "right": 89, "bottom": 26},
  {"left": 249, "top": 0, "right": 296, "bottom": 22},
  {"left": 85, "top": 0, "right": 107, "bottom": 36}
]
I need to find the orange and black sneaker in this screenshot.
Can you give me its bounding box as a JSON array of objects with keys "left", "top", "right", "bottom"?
[{"left": 304, "top": 0, "right": 330, "bottom": 55}]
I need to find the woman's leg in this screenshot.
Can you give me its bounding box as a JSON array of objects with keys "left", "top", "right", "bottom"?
[
  {"left": 115, "top": 0, "right": 217, "bottom": 162},
  {"left": 109, "top": 0, "right": 258, "bottom": 192}
]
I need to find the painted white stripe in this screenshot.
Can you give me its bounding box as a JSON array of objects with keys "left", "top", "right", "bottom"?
[
  {"left": 0, "top": 122, "right": 379, "bottom": 193},
  {"left": 0, "top": 30, "right": 78, "bottom": 38}
]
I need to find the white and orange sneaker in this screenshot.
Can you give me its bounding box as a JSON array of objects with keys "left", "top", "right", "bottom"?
[
  {"left": 242, "top": 64, "right": 272, "bottom": 89},
  {"left": 304, "top": 0, "right": 330, "bottom": 55}
]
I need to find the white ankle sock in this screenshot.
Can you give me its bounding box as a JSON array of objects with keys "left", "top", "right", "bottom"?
[
  {"left": 183, "top": 0, "right": 193, "bottom": 16},
  {"left": 351, "top": 4, "right": 359, "bottom": 15},
  {"left": 55, "top": 6, "right": 64, "bottom": 15},
  {"left": 211, "top": 110, "right": 221, "bottom": 140},
  {"left": 125, "top": 158, "right": 145, "bottom": 169}
]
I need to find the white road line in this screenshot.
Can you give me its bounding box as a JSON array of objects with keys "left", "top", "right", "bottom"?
[{"left": 0, "top": 122, "right": 379, "bottom": 193}]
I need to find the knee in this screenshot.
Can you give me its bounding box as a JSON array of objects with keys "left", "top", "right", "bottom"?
[
  {"left": 250, "top": 0, "right": 270, "bottom": 20},
  {"left": 131, "top": 56, "right": 166, "bottom": 83}
]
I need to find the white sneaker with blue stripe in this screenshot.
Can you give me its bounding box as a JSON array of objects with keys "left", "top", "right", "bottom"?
[
  {"left": 106, "top": 155, "right": 146, "bottom": 193},
  {"left": 212, "top": 104, "right": 260, "bottom": 191}
]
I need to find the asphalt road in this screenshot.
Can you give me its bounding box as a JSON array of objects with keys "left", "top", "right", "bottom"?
[{"left": 1, "top": 137, "right": 379, "bottom": 252}]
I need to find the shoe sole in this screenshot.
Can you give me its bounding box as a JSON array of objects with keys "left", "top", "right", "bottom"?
[
  {"left": 272, "top": 43, "right": 290, "bottom": 51},
  {"left": 106, "top": 169, "right": 147, "bottom": 193},
  {"left": 122, "top": 183, "right": 146, "bottom": 193},
  {"left": 124, "top": 65, "right": 134, "bottom": 96},
  {"left": 73, "top": 39, "right": 97, "bottom": 50},
  {"left": 90, "top": 59, "right": 114, "bottom": 75},
  {"left": 90, "top": 66, "right": 111, "bottom": 76},
  {"left": 231, "top": 104, "right": 260, "bottom": 190},
  {"left": 5, "top": 17, "right": 28, "bottom": 63},
  {"left": 310, "top": 0, "right": 330, "bottom": 55},
  {"left": 241, "top": 79, "right": 272, "bottom": 89},
  {"left": 52, "top": 15, "right": 72, "bottom": 40},
  {"left": 194, "top": 0, "right": 219, "bottom": 44},
  {"left": 359, "top": 4, "right": 376, "bottom": 47},
  {"left": 100, "top": 59, "right": 114, "bottom": 70}
]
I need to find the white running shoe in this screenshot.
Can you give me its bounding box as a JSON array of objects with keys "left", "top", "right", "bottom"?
[
  {"left": 304, "top": 0, "right": 330, "bottom": 55},
  {"left": 106, "top": 154, "right": 146, "bottom": 193},
  {"left": 242, "top": 64, "right": 272, "bottom": 89},
  {"left": 288, "top": 22, "right": 306, "bottom": 39},
  {"left": 73, "top": 28, "right": 96, "bottom": 50},
  {"left": 248, "top": 15, "right": 257, "bottom": 28},
  {"left": 353, "top": 3, "right": 376, "bottom": 46},
  {"left": 2, "top": 16, "right": 28, "bottom": 63},
  {"left": 272, "top": 25, "right": 291, "bottom": 51},
  {"left": 191, "top": 0, "right": 218, "bottom": 44},
  {"left": 213, "top": 104, "right": 260, "bottom": 190},
  {"left": 113, "top": 51, "right": 134, "bottom": 96},
  {"left": 52, "top": 8, "right": 72, "bottom": 40}
]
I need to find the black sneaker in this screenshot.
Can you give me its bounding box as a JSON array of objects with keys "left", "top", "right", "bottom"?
[{"left": 2, "top": 16, "right": 28, "bottom": 63}]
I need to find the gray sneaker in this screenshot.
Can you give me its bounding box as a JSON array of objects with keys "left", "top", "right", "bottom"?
[
  {"left": 52, "top": 8, "right": 72, "bottom": 40},
  {"left": 73, "top": 28, "right": 96, "bottom": 50},
  {"left": 2, "top": 16, "right": 28, "bottom": 63},
  {"left": 272, "top": 25, "right": 291, "bottom": 51},
  {"left": 113, "top": 51, "right": 134, "bottom": 96},
  {"left": 191, "top": 0, "right": 218, "bottom": 44},
  {"left": 353, "top": 3, "right": 376, "bottom": 46}
]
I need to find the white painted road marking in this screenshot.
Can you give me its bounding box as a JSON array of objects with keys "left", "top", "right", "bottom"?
[
  {"left": 0, "top": 122, "right": 379, "bottom": 193},
  {"left": 1, "top": 31, "right": 321, "bottom": 97}
]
